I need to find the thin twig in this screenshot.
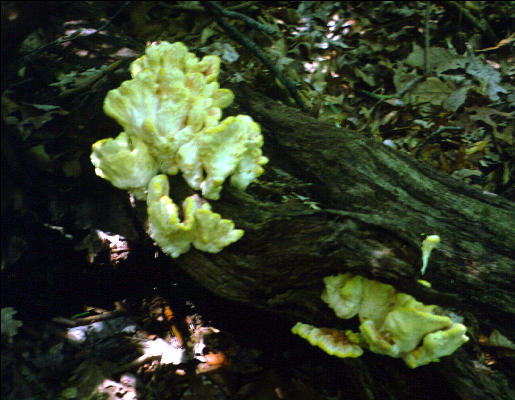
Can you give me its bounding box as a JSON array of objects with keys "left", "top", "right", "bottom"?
[
  {"left": 226, "top": 2, "right": 256, "bottom": 12},
  {"left": 95, "top": 1, "right": 132, "bottom": 34},
  {"left": 58, "top": 59, "right": 124, "bottom": 98},
  {"left": 202, "top": 1, "right": 309, "bottom": 112},
  {"left": 26, "top": 1, "right": 131, "bottom": 58},
  {"left": 207, "top": 1, "right": 278, "bottom": 36},
  {"left": 52, "top": 310, "right": 126, "bottom": 327},
  {"left": 158, "top": 2, "right": 204, "bottom": 12},
  {"left": 416, "top": 126, "right": 464, "bottom": 157},
  {"left": 397, "top": 76, "right": 424, "bottom": 97},
  {"left": 449, "top": 1, "right": 497, "bottom": 43},
  {"left": 159, "top": 1, "right": 255, "bottom": 13}
]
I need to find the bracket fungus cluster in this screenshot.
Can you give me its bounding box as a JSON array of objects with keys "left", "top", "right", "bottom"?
[
  {"left": 91, "top": 41, "right": 267, "bottom": 257},
  {"left": 292, "top": 273, "right": 469, "bottom": 368}
]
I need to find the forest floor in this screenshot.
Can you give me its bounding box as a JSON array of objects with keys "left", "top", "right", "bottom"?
[{"left": 2, "top": 2, "right": 513, "bottom": 399}]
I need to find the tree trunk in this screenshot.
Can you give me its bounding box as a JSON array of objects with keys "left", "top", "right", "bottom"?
[{"left": 171, "top": 85, "right": 515, "bottom": 400}]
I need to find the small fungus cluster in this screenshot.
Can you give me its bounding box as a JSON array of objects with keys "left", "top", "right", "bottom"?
[
  {"left": 91, "top": 41, "right": 267, "bottom": 257},
  {"left": 292, "top": 273, "right": 469, "bottom": 368}
]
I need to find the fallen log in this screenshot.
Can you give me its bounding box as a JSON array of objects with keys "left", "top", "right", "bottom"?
[{"left": 169, "top": 85, "right": 515, "bottom": 400}]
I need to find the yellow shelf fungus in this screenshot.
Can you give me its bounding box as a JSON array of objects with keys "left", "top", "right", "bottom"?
[
  {"left": 197, "top": 115, "right": 268, "bottom": 199},
  {"left": 95, "top": 41, "right": 267, "bottom": 199},
  {"left": 91, "top": 132, "right": 158, "bottom": 200},
  {"left": 147, "top": 175, "right": 243, "bottom": 258},
  {"left": 291, "top": 322, "right": 363, "bottom": 358},
  {"left": 91, "top": 41, "right": 267, "bottom": 256},
  {"left": 293, "top": 273, "right": 469, "bottom": 368}
]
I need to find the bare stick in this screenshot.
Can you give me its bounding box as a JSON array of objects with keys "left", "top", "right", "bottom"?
[
  {"left": 207, "top": 1, "right": 278, "bottom": 36},
  {"left": 202, "top": 1, "right": 309, "bottom": 112}
]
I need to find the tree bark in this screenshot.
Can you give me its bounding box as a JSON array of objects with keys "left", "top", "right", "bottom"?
[{"left": 170, "top": 85, "right": 515, "bottom": 400}]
